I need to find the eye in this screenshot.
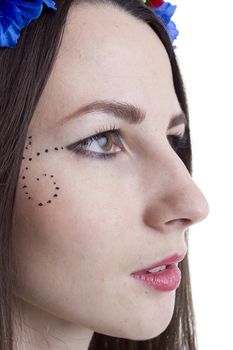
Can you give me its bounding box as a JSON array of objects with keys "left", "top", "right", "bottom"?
[
  {"left": 66, "top": 125, "right": 189, "bottom": 161},
  {"left": 167, "top": 131, "right": 189, "bottom": 153},
  {"left": 66, "top": 125, "right": 126, "bottom": 160}
]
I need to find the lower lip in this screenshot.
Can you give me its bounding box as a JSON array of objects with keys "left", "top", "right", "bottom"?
[{"left": 130, "top": 264, "right": 181, "bottom": 292}]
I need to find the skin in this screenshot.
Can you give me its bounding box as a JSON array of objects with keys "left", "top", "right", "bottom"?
[{"left": 12, "top": 3, "right": 209, "bottom": 350}]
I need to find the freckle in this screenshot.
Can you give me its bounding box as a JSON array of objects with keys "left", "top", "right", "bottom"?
[
  {"left": 45, "top": 149, "right": 48, "bottom": 153},
  {"left": 54, "top": 147, "right": 58, "bottom": 151},
  {"left": 29, "top": 158, "right": 32, "bottom": 161},
  {"left": 53, "top": 194, "right": 58, "bottom": 197},
  {"left": 50, "top": 175, "right": 54, "bottom": 178},
  {"left": 29, "top": 141, "right": 32, "bottom": 145},
  {"left": 22, "top": 176, "right": 25, "bottom": 179},
  {"left": 22, "top": 156, "right": 25, "bottom": 160},
  {"left": 23, "top": 185, "right": 27, "bottom": 188},
  {"left": 25, "top": 167, "right": 28, "bottom": 170},
  {"left": 28, "top": 136, "right": 32, "bottom": 139},
  {"left": 53, "top": 182, "right": 56, "bottom": 185},
  {"left": 61, "top": 146, "right": 64, "bottom": 149},
  {"left": 25, "top": 192, "right": 28, "bottom": 195},
  {"left": 28, "top": 197, "right": 31, "bottom": 200},
  {"left": 26, "top": 147, "right": 28, "bottom": 150},
  {"left": 38, "top": 203, "right": 43, "bottom": 206},
  {"left": 37, "top": 152, "right": 40, "bottom": 156},
  {"left": 47, "top": 200, "right": 51, "bottom": 204},
  {"left": 43, "top": 174, "right": 47, "bottom": 176},
  {"left": 37, "top": 178, "right": 39, "bottom": 181},
  {"left": 55, "top": 187, "right": 60, "bottom": 190}
]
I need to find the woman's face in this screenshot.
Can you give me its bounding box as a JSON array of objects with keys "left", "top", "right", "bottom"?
[{"left": 13, "top": 2, "right": 209, "bottom": 349}]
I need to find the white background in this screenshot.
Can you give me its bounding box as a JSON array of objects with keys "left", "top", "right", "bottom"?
[{"left": 173, "top": 0, "right": 233, "bottom": 348}]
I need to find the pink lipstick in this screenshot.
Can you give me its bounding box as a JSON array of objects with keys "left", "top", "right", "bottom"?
[{"left": 130, "top": 253, "right": 186, "bottom": 292}]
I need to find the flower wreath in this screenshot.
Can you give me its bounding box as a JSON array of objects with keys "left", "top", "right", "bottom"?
[{"left": 0, "top": 0, "right": 178, "bottom": 48}]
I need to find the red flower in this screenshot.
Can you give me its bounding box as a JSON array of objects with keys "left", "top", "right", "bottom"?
[{"left": 148, "top": 0, "right": 164, "bottom": 8}]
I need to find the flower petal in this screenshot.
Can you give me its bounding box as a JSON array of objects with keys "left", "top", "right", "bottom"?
[
  {"left": 151, "top": 1, "right": 179, "bottom": 43},
  {"left": 166, "top": 20, "right": 179, "bottom": 41},
  {"left": 155, "top": 3, "right": 177, "bottom": 26},
  {"left": 43, "top": 0, "right": 57, "bottom": 10},
  {"left": 0, "top": 0, "right": 57, "bottom": 47},
  {"left": 12, "top": 0, "right": 43, "bottom": 27},
  {"left": 0, "top": 2, "right": 24, "bottom": 47},
  {"left": 0, "top": 18, "right": 23, "bottom": 47}
]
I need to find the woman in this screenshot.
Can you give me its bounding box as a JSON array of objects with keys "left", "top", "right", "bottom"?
[{"left": 0, "top": 0, "right": 209, "bottom": 349}]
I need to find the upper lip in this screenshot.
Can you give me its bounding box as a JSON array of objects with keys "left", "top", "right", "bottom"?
[{"left": 131, "top": 251, "right": 187, "bottom": 275}]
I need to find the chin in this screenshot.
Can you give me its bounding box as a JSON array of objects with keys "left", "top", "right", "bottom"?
[
  {"left": 99, "top": 308, "right": 174, "bottom": 342},
  {"left": 126, "top": 315, "right": 173, "bottom": 341},
  {"left": 126, "top": 293, "right": 175, "bottom": 341}
]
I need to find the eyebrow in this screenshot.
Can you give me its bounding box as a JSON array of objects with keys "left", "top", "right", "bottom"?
[{"left": 58, "top": 99, "right": 187, "bottom": 129}]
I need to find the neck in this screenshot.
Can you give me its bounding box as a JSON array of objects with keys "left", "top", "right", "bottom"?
[{"left": 13, "top": 297, "right": 93, "bottom": 350}]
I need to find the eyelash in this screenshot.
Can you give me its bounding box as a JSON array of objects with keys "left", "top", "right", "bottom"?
[{"left": 67, "top": 123, "right": 189, "bottom": 160}]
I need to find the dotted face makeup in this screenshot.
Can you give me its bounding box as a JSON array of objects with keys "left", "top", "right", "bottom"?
[{"left": 21, "top": 135, "right": 65, "bottom": 207}]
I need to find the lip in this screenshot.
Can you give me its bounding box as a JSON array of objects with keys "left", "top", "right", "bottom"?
[
  {"left": 131, "top": 251, "right": 187, "bottom": 275},
  {"left": 131, "top": 264, "right": 182, "bottom": 292}
]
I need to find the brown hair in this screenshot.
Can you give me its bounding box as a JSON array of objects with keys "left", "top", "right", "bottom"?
[{"left": 0, "top": 0, "right": 197, "bottom": 349}]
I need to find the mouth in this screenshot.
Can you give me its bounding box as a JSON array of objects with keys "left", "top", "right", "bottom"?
[
  {"left": 131, "top": 252, "right": 186, "bottom": 276},
  {"left": 131, "top": 263, "right": 182, "bottom": 292},
  {"left": 144, "top": 264, "right": 169, "bottom": 274}
]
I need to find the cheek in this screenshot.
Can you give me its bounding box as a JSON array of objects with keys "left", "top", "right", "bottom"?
[
  {"left": 12, "top": 157, "right": 176, "bottom": 340},
  {"left": 12, "top": 169, "right": 128, "bottom": 329},
  {"left": 13, "top": 149, "right": 139, "bottom": 295},
  {"left": 19, "top": 162, "right": 61, "bottom": 207},
  {"left": 13, "top": 157, "right": 123, "bottom": 292}
]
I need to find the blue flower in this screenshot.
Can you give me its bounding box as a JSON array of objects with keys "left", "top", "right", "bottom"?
[
  {"left": 152, "top": 2, "right": 179, "bottom": 43},
  {"left": 0, "top": 0, "right": 57, "bottom": 48}
]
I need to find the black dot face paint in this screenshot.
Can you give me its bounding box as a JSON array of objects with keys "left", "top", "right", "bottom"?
[{"left": 21, "top": 135, "right": 65, "bottom": 206}]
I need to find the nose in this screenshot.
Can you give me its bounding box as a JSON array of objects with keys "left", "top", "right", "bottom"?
[{"left": 143, "top": 152, "right": 210, "bottom": 233}]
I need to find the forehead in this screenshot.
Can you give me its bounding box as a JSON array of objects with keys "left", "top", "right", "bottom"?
[{"left": 31, "top": 3, "right": 180, "bottom": 132}]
